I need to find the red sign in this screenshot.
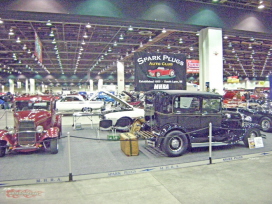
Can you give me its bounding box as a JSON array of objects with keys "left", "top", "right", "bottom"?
[{"left": 186, "top": 60, "right": 199, "bottom": 73}]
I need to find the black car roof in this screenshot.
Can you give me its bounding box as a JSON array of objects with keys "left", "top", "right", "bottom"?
[{"left": 145, "top": 90, "right": 222, "bottom": 98}]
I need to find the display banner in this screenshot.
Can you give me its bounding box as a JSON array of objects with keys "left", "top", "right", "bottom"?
[
  {"left": 34, "top": 32, "right": 43, "bottom": 63},
  {"left": 134, "top": 52, "right": 186, "bottom": 91},
  {"left": 269, "top": 75, "right": 272, "bottom": 100},
  {"left": 186, "top": 59, "right": 199, "bottom": 73},
  {"left": 227, "top": 76, "right": 239, "bottom": 83}
]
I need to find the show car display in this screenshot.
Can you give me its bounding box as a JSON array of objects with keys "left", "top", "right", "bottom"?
[
  {"left": 133, "top": 90, "right": 265, "bottom": 157},
  {"left": 0, "top": 95, "right": 62, "bottom": 157},
  {"left": 56, "top": 94, "right": 105, "bottom": 113},
  {"left": 225, "top": 100, "right": 272, "bottom": 132},
  {"left": 100, "top": 91, "right": 145, "bottom": 129}
]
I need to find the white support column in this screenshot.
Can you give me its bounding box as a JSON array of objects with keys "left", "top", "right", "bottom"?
[
  {"left": 117, "top": 61, "right": 125, "bottom": 94},
  {"left": 8, "top": 79, "right": 14, "bottom": 94},
  {"left": 89, "top": 80, "right": 94, "bottom": 92},
  {"left": 1, "top": 85, "right": 4, "bottom": 93},
  {"left": 25, "top": 79, "right": 29, "bottom": 94},
  {"left": 199, "top": 27, "right": 223, "bottom": 94},
  {"left": 29, "top": 78, "right": 35, "bottom": 94},
  {"left": 98, "top": 79, "right": 103, "bottom": 91}
]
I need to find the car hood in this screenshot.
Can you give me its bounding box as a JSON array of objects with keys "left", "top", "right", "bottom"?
[
  {"left": 14, "top": 110, "right": 51, "bottom": 125},
  {"left": 101, "top": 91, "right": 133, "bottom": 108}
]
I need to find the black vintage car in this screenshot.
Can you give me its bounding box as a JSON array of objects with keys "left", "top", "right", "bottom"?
[
  {"left": 133, "top": 90, "right": 265, "bottom": 157},
  {"left": 227, "top": 100, "right": 272, "bottom": 132}
]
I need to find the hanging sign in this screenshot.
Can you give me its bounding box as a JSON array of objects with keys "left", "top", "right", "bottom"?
[
  {"left": 134, "top": 52, "right": 186, "bottom": 91},
  {"left": 34, "top": 32, "right": 43, "bottom": 63}
]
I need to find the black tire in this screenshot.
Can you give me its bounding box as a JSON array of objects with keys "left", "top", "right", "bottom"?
[
  {"left": 243, "top": 128, "right": 260, "bottom": 147},
  {"left": 50, "top": 139, "right": 59, "bottom": 154},
  {"left": 260, "top": 117, "right": 272, "bottom": 132},
  {"left": 0, "top": 147, "right": 6, "bottom": 157},
  {"left": 156, "top": 72, "right": 161, "bottom": 78},
  {"left": 169, "top": 70, "right": 175, "bottom": 77},
  {"left": 161, "top": 130, "right": 189, "bottom": 157}
]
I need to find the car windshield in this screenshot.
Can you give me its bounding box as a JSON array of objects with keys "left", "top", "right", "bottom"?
[{"left": 16, "top": 101, "right": 50, "bottom": 111}]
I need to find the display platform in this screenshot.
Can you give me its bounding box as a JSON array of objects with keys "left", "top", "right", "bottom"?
[{"left": 0, "top": 111, "right": 271, "bottom": 186}]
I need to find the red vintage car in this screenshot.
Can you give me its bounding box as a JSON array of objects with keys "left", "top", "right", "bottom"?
[
  {"left": 148, "top": 67, "right": 175, "bottom": 78},
  {"left": 0, "top": 95, "right": 62, "bottom": 157}
]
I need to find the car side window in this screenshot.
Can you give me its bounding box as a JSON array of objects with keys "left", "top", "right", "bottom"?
[
  {"left": 174, "top": 96, "right": 200, "bottom": 113},
  {"left": 202, "top": 98, "right": 221, "bottom": 113}
]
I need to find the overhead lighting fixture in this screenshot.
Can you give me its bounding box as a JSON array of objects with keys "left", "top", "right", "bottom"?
[
  {"left": 128, "top": 25, "right": 133, "bottom": 31},
  {"left": 16, "top": 37, "right": 21, "bottom": 43},
  {"left": 258, "top": 1, "right": 265, "bottom": 9},
  {"left": 83, "top": 32, "right": 88, "bottom": 38},
  {"left": 148, "top": 36, "right": 153, "bottom": 42},
  {"left": 189, "top": 47, "right": 194, "bottom": 51},
  {"left": 0, "top": 18, "right": 3, "bottom": 24},
  {"left": 248, "top": 44, "right": 252, "bottom": 49},
  {"left": 139, "top": 42, "right": 143, "bottom": 47},
  {"left": 27, "top": 49, "right": 31, "bottom": 54},
  {"left": 46, "top": 20, "right": 52, "bottom": 26},
  {"left": 223, "top": 35, "right": 228, "bottom": 39},
  {"left": 228, "top": 42, "right": 232, "bottom": 47},
  {"left": 108, "top": 47, "right": 112, "bottom": 52},
  {"left": 52, "top": 38, "right": 56, "bottom": 44},
  {"left": 22, "top": 44, "right": 27, "bottom": 50},
  {"left": 196, "top": 31, "right": 200, "bottom": 36},
  {"left": 167, "top": 44, "right": 171, "bottom": 49},
  {"left": 81, "top": 39, "right": 86, "bottom": 45},
  {"left": 119, "top": 34, "right": 124, "bottom": 40},
  {"left": 9, "top": 28, "right": 14, "bottom": 35},
  {"left": 179, "top": 38, "right": 183, "bottom": 44},
  {"left": 113, "top": 41, "right": 117, "bottom": 46},
  {"left": 49, "top": 30, "right": 54, "bottom": 37},
  {"left": 250, "top": 37, "right": 255, "bottom": 41},
  {"left": 80, "top": 46, "right": 84, "bottom": 51},
  {"left": 162, "top": 28, "right": 166, "bottom": 33},
  {"left": 86, "top": 23, "right": 91, "bottom": 28}
]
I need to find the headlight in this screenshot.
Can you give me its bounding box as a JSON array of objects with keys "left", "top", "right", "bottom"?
[
  {"left": 244, "top": 116, "right": 252, "bottom": 122},
  {"left": 8, "top": 127, "right": 15, "bottom": 134},
  {"left": 225, "top": 113, "right": 231, "bottom": 119},
  {"left": 36, "top": 125, "right": 44, "bottom": 133}
]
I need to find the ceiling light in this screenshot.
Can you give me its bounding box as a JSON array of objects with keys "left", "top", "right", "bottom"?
[
  {"left": 86, "top": 23, "right": 91, "bottom": 28},
  {"left": 52, "top": 38, "right": 56, "bottom": 44},
  {"left": 179, "top": 38, "right": 183, "bottom": 44},
  {"left": 232, "top": 48, "right": 235, "bottom": 53},
  {"left": 113, "top": 41, "right": 117, "bottom": 46},
  {"left": 22, "top": 44, "right": 27, "bottom": 50},
  {"left": 108, "top": 47, "right": 112, "bottom": 52},
  {"left": 140, "top": 42, "right": 143, "bottom": 47},
  {"left": 128, "top": 25, "right": 133, "bottom": 31},
  {"left": 131, "top": 48, "right": 135, "bottom": 53},
  {"left": 81, "top": 40, "right": 85, "bottom": 45},
  {"left": 9, "top": 28, "right": 14, "bottom": 35},
  {"left": 189, "top": 47, "right": 194, "bottom": 51},
  {"left": 46, "top": 20, "right": 52, "bottom": 26},
  {"left": 49, "top": 30, "right": 54, "bottom": 37},
  {"left": 250, "top": 37, "right": 255, "bottom": 41},
  {"left": 27, "top": 49, "right": 31, "bottom": 54},
  {"left": 223, "top": 35, "right": 228, "bottom": 39},
  {"left": 162, "top": 28, "right": 166, "bottom": 33},
  {"left": 248, "top": 44, "right": 252, "bottom": 49},
  {"left": 196, "top": 31, "right": 200, "bottom": 36},
  {"left": 80, "top": 47, "right": 84, "bottom": 51},
  {"left": 228, "top": 42, "right": 232, "bottom": 47},
  {"left": 54, "top": 45, "right": 58, "bottom": 50},
  {"left": 149, "top": 36, "right": 153, "bottom": 41},
  {"left": 16, "top": 37, "right": 21, "bottom": 43},
  {"left": 119, "top": 34, "right": 124, "bottom": 40},
  {"left": 0, "top": 18, "right": 3, "bottom": 24},
  {"left": 258, "top": 2, "right": 265, "bottom": 9},
  {"left": 167, "top": 44, "right": 171, "bottom": 49},
  {"left": 83, "top": 32, "right": 88, "bottom": 38}
]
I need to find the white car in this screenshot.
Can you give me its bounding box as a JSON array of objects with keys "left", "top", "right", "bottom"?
[
  {"left": 56, "top": 94, "right": 104, "bottom": 113},
  {"left": 100, "top": 91, "right": 145, "bottom": 127}
]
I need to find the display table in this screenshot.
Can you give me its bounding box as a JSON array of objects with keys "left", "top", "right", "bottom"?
[{"left": 72, "top": 112, "right": 101, "bottom": 130}]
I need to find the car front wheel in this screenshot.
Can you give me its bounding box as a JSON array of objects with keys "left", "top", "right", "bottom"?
[
  {"left": 243, "top": 128, "right": 260, "bottom": 147},
  {"left": 260, "top": 117, "right": 272, "bottom": 132},
  {"left": 162, "top": 130, "right": 189, "bottom": 157}
]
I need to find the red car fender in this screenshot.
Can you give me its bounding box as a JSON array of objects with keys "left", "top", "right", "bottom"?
[
  {"left": 54, "top": 114, "right": 62, "bottom": 132},
  {"left": 0, "top": 130, "right": 9, "bottom": 146},
  {"left": 42, "top": 127, "right": 59, "bottom": 139}
]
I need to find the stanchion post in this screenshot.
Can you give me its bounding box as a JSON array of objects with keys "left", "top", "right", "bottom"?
[
  {"left": 5, "top": 110, "right": 8, "bottom": 129},
  {"left": 209, "top": 123, "right": 212, "bottom": 164},
  {"left": 67, "top": 132, "right": 73, "bottom": 181}
]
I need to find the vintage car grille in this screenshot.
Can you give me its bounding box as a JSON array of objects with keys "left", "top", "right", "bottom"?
[{"left": 18, "top": 120, "right": 36, "bottom": 146}]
